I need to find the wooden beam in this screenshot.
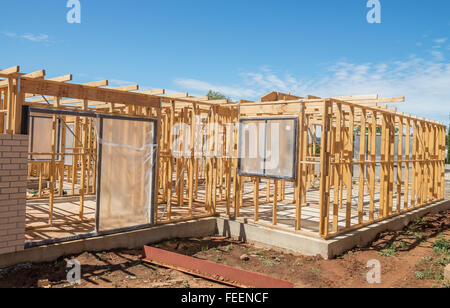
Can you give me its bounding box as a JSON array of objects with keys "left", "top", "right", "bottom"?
[
  {"left": 63, "top": 85, "right": 142, "bottom": 107},
  {"left": 110, "top": 84, "right": 139, "bottom": 92},
  {"left": 1, "top": 69, "right": 46, "bottom": 88},
  {"left": 29, "top": 79, "right": 111, "bottom": 102},
  {"left": 82, "top": 80, "right": 108, "bottom": 87},
  {"left": 186, "top": 96, "right": 209, "bottom": 101},
  {"left": 140, "top": 89, "right": 165, "bottom": 95},
  {"left": 26, "top": 75, "right": 74, "bottom": 98},
  {"left": 332, "top": 94, "right": 378, "bottom": 100},
  {"left": 23, "top": 70, "right": 46, "bottom": 79},
  {"left": 21, "top": 78, "right": 160, "bottom": 108},
  {"left": 198, "top": 99, "right": 227, "bottom": 104},
  {"left": 261, "top": 91, "right": 303, "bottom": 102},
  {"left": 47, "top": 74, "right": 73, "bottom": 82},
  {"left": 0, "top": 66, "right": 20, "bottom": 74},
  {"left": 305, "top": 95, "right": 322, "bottom": 99},
  {"left": 162, "top": 93, "right": 189, "bottom": 98}
]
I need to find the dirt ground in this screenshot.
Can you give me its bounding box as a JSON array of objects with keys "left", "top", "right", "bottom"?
[{"left": 0, "top": 209, "right": 449, "bottom": 288}]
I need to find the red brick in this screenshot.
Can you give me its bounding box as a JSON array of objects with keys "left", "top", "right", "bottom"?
[
  {"left": 2, "top": 164, "right": 19, "bottom": 170},
  {"left": 0, "top": 211, "right": 17, "bottom": 218},
  {"left": 10, "top": 170, "right": 27, "bottom": 176},
  {"left": 0, "top": 247, "right": 15, "bottom": 254},
  {"left": 1, "top": 175, "right": 19, "bottom": 181},
  {"left": 7, "top": 228, "right": 24, "bottom": 235},
  {"left": 9, "top": 181, "right": 26, "bottom": 188},
  {"left": 0, "top": 134, "right": 12, "bottom": 140},
  {"left": 0, "top": 223, "right": 17, "bottom": 230},
  {"left": 15, "top": 222, "right": 26, "bottom": 229},
  {"left": 10, "top": 158, "right": 27, "bottom": 164},
  {"left": 2, "top": 140, "right": 21, "bottom": 146},
  {"left": 1, "top": 188, "right": 18, "bottom": 194},
  {"left": 15, "top": 135, "right": 29, "bottom": 140},
  {"left": 0, "top": 200, "right": 18, "bottom": 207},
  {"left": 11, "top": 146, "right": 28, "bottom": 152},
  {"left": 8, "top": 204, "right": 23, "bottom": 211},
  {"left": 0, "top": 234, "right": 17, "bottom": 242},
  {"left": 8, "top": 216, "right": 24, "bottom": 223},
  {"left": 9, "top": 193, "right": 26, "bottom": 200},
  {"left": 1, "top": 152, "right": 20, "bottom": 158},
  {"left": 8, "top": 239, "right": 24, "bottom": 247}
]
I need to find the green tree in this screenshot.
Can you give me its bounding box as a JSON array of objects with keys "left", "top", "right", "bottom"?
[{"left": 207, "top": 90, "right": 229, "bottom": 101}]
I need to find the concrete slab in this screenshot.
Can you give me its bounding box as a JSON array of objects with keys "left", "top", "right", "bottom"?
[
  {"left": 217, "top": 199, "right": 450, "bottom": 259},
  {"left": 1, "top": 200, "right": 449, "bottom": 268},
  {"left": 216, "top": 217, "right": 329, "bottom": 257},
  {"left": 0, "top": 218, "right": 217, "bottom": 269}
]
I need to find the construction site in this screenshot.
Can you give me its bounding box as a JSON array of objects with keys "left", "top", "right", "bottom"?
[{"left": 0, "top": 65, "right": 449, "bottom": 288}]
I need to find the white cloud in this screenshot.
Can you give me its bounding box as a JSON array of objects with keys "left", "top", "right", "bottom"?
[
  {"left": 21, "top": 33, "right": 49, "bottom": 42},
  {"left": 3, "top": 31, "right": 49, "bottom": 43},
  {"left": 434, "top": 38, "right": 448, "bottom": 44},
  {"left": 430, "top": 50, "right": 444, "bottom": 61},
  {"left": 174, "top": 56, "right": 450, "bottom": 123},
  {"left": 3, "top": 32, "right": 17, "bottom": 38}
]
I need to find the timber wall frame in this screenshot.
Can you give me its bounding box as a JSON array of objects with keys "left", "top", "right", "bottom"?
[
  {"left": 0, "top": 66, "right": 236, "bottom": 236},
  {"left": 236, "top": 97, "right": 446, "bottom": 238},
  {"left": 0, "top": 66, "right": 446, "bottom": 242}
]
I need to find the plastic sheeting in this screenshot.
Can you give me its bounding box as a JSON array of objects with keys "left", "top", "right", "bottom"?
[
  {"left": 64, "top": 123, "right": 75, "bottom": 166},
  {"left": 353, "top": 134, "right": 415, "bottom": 182},
  {"left": 28, "top": 115, "right": 60, "bottom": 161},
  {"left": 239, "top": 120, "right": 265, "bottom": 175},
  {"left": 265, "top": 119, "right": 296, "bottom": 178},
  {"left": 98, "top": 118, "right": 156, "bottom": 232}
]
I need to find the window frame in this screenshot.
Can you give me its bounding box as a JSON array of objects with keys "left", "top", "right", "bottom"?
[
  {"left": 28, "top": 114, "right": 62, "bottom": 162},
  {"left": 237, "top": 117, "right": 298, "bottom": 180}
]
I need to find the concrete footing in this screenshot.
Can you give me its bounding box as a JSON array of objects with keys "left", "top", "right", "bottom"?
[
  {"left": 1, "top": 200, "right": 449, "bottom": 268},
  {"left": 0, "top": 218, "right": 217, "bottom": 269},
  {"left": 324, "top": 199, "right": 450, "bottom": 258},
  {"left": 218, "top": 199, "right": 450, "bottom": 259}
]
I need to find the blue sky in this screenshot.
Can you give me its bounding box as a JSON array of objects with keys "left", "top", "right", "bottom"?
[{"left": 1, "top": 0, "right": 449, "bottom": 123}]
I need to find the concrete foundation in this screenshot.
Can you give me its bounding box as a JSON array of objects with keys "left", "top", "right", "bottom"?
[
  {"left": 218, "top": 199, "right": 450, "bottom": 259},
  {"left": 0, "top": 199, "right": 449, "bottom": 268},
  {"left": 0, "top": 218, "right": 217, "bottom": 269}
]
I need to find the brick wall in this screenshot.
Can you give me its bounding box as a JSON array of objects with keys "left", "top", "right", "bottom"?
[{"left": 0, "top": 134, "right": 28, "bottom": 254}]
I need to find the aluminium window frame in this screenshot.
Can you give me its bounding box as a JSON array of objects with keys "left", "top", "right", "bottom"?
[
  {"left": 238, "top": 117, "right": 298, "bottom": 181},
  {"left": 28, "top": 114, "right": 63, "bottom": 162},
  {"left": 23, "top": 106, "right": 159, "bottom": 247}
]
